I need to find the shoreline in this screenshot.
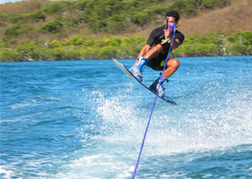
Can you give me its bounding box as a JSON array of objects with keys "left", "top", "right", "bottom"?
[{"left": 1, "top": 54, "right": 251, "bottom": 63}]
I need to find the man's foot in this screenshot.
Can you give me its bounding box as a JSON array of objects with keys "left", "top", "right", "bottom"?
[
  {"left": 129, "top": 57, "right": 148, "bottom": 82},
  {"left": 149, "top": 77, "right": 169, "bottom": 97}
]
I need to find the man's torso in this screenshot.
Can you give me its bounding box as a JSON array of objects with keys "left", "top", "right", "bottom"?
[{"left": 146, "top": 25, "right": 185, "bottom": 70}]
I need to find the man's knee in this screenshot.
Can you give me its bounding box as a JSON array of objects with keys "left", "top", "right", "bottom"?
[{"left": 169, "top": 58, "right": 180, "bottom": 69}]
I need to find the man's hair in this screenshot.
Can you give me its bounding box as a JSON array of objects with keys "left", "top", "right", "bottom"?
[{"left": 166, "top": 10, "right": 180, "bottom": 22}]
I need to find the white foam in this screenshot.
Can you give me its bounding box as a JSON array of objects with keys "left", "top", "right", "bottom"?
[
  {"left": 71, "top": 76, "right": 252, "bottom": 178},
  {"left": 0, "top": 166, "right": 14, "bottom": 179},
  {"left": 49, "top": 153, "right": 134, "bottom": 179},
  {"left": 92, "top": 86, "right": 252, "bottom": 156}
]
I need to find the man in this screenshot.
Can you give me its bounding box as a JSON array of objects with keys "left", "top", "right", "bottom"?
[{"left": 129, "top": 10, "right": 184, "bottom": 97}]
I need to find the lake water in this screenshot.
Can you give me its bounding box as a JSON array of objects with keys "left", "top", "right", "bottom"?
[{"left": 1, "top": 56, "right": 252, "bottom": 178}]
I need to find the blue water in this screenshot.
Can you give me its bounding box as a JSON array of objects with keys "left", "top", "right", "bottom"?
[{"left": 1, "top": 56, "right": 252, "bottom": 179}]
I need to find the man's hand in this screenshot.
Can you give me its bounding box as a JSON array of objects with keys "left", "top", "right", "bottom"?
[
  {"left": 161, "top": 38, "right": 170, "bottom": 44},
  {"left": 161, "top": 29, "right": 172, "bottom": 44},
  {"left": 163, "top": 29, "right": 171, "bottom": 39}
]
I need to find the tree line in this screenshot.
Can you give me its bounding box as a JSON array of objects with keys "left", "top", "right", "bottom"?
[
  {"left": 1, "top": 29, "right": 251, "bottom": 62},
  {"left": 2, "top": 0, "right": 250, "bottom": 62}
]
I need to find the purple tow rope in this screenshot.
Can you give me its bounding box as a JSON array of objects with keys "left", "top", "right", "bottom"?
[{"left": 132, "top": 19, "right": 176, "bottom": 179}]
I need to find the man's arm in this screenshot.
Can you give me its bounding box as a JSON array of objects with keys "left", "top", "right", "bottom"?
[
  {"left": 164, "top": 29, "right": 182, "bottom": 49},
  {"left": 134, "top": 27, "right": 161, "bottom": 63},
  {"left": 137, "top": 44, "right": 151, "bottom": 59},
  {"left": 132, "top": 44, "right": 151, "bottom": 64},
  {"left": 171, "top": 38, "right": 181, "bottom": 49}
]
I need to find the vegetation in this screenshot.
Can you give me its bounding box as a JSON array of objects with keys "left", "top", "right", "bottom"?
[
  {"left": 0, "top": 35, "right": 146, "bottom": 61},
  {"left": 173, "top": 29, "right": 252, "bottom": 57},
  {"left": 1, "top": 29, "right": 251, "bottom": 62},
  {"left": 0, "top": 0, "right": 251, "bottom": 62},
  {"left": 1, "top": 0, "right": 232, "bottom": 41}
]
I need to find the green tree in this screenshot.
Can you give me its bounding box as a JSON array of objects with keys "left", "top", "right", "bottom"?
[
  {"left": 42, "top": 1, "right": 73, "bottom": 15},
  {"left": 48, "top": 40, "right": 61, "bottom": 48},
  {"left": 169, "top": 0, "right": 197, "bottom": 17},
  {"left": 38, "top": 20, "right": 63, "bottom": 33},
  {"left": 3, "top": 22, "right": 34, "bottom": 40},
  {"left": 97, "top": 46, "right": 117, "bottom": 59},
  {"left": 26, "top": 10, "right": 45, "bottom": 22},
  {"left": 9, "top": 13, "right": 25, "bottom": 23},
  {"left": 70, "top": 34, "right": 86, "bottom": 46},
  {"left": 202, "top": 0, "right": 220, "bottom": 9},
  {"left": 48, "top": 47, "right": 64, "bottom": 60}
]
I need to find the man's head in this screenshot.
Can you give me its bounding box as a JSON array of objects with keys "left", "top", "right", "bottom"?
[{"left": 165, "top": 10, "right": 180, "bottom": 22}]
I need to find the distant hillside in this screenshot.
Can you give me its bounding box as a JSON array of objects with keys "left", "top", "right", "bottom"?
[
  {"left": 124, "top": 0, "right": 252, "bottom": 39},
  {"left": 0, "top": 0, "right": 251, "bottom": 62},
  {"left": 1, "top": 0, "right": 246, "bottom": 43},
  {"left": 175, "top": 0, "right": 252, "bottom": 37}
]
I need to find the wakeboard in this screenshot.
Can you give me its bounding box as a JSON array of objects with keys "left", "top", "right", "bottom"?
[{"left": 113, "top": 59, "right": 177, "bottom": 105}]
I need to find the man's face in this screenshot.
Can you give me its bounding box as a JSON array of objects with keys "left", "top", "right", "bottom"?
[{"left": 166, "top": 16, "right": 176, "bottom": 26}]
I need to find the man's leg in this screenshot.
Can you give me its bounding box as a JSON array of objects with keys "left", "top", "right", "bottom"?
[
  {"left": 144, "top": 44, "right": 163, "bottom": 60},
  {"left": 163, "top": 58, "right": 180, "bottom": 78},
  {"left": 144, "top": 44, "right": 180, "bottom": 79},
  {"left": 129, "top": 44, "right": 163, "bottom": 82},
  {"left": 149, "top": 58, "right": 180, "bottom": 97}
]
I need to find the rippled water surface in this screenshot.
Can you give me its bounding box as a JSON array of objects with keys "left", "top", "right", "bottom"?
[{"left": 1, "top": 56, "right": 252, "bottom": 178}]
